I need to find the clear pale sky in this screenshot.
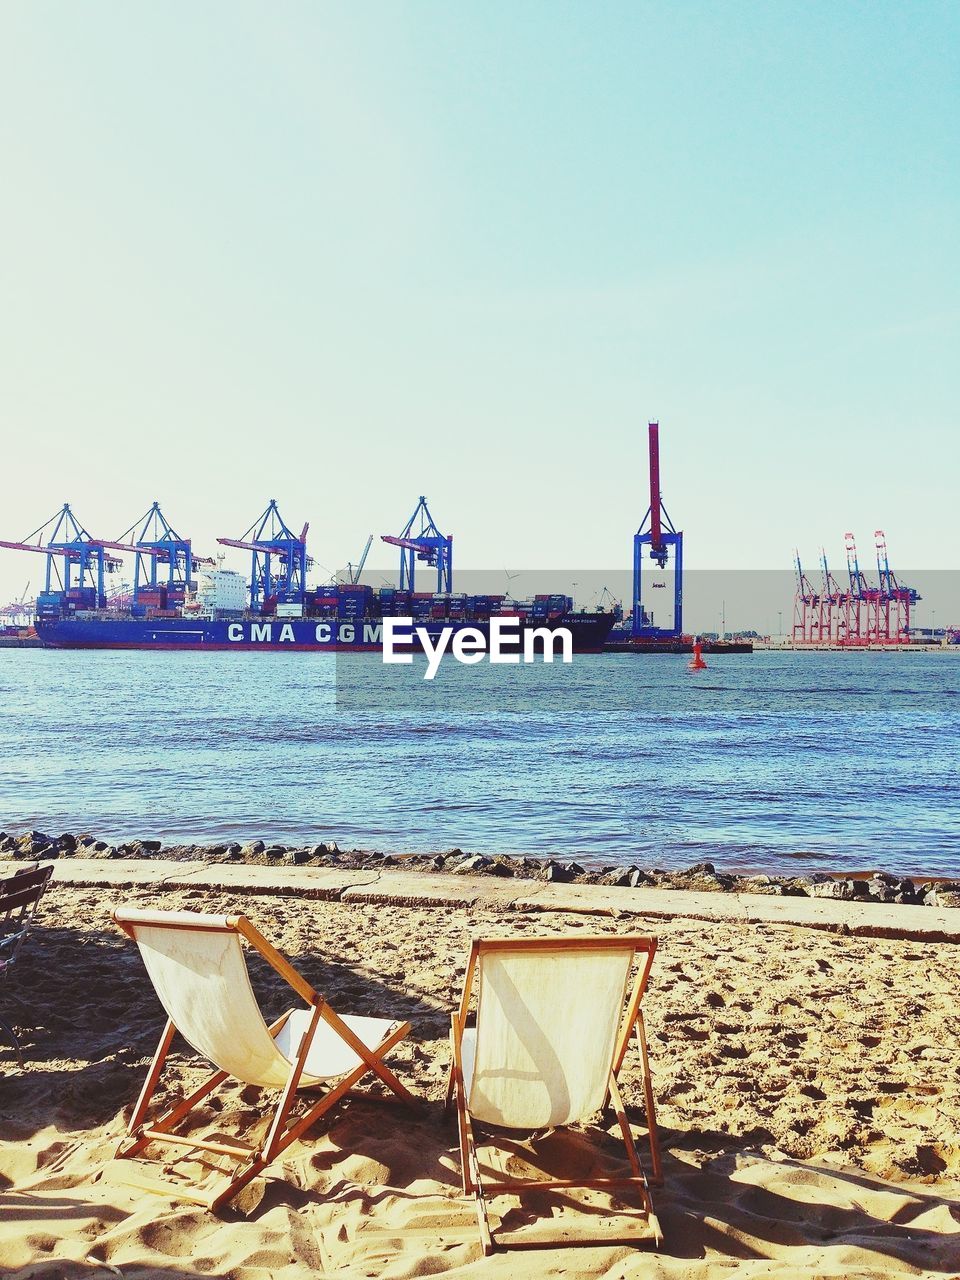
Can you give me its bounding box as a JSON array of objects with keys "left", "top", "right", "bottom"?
[{"left": 0, "top": 1, "right": 957, "bottom": 607}]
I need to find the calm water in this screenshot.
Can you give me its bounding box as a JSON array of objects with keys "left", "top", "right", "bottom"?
[{"left": 0, "top": 649, "right": 957, "bottom": 877}]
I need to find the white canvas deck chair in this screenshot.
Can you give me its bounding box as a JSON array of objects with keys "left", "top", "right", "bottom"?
[
  {"left": 113, "top": 906, "right": 413, "bottom": 1210},
  {"left": 446, "top": 934, "right": 661, "bottom": 1255}
]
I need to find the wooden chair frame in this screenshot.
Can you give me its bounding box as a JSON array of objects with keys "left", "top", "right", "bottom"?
[
  {"left": 445, "top": 934, "right": 661, "bottom": 1255},
  {"left": 113, "top": 909, "right": 413, "bottom": 1211},
  {"left": 0, "top": 862, "right": 53, "bottom": 1067}
]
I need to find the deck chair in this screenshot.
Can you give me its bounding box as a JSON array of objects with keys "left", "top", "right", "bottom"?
[
  {"left": 0, "top": 862, "right": 54, "bottom": 1067},
  {"left": 113, "top": 906, "right": 414, "bottom": 1210},
  {"left": 446, "top": 934, "right": 661, "bottom": 1255}
]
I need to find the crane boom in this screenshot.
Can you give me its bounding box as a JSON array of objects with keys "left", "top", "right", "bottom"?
[
  {"left": 88, "top": 538, "right": 215, "bottom": 567},
  {"left": 217, "top": 536, "right": 296, "bottom": 555},
  {"left": 648, "top": 421, "right": 663, "bottom": 554},
  {"left": 0, "top": 539, "right": 80, "bottom": 556},
  {"left": 348, "top": 534, "right": 374, "bottom": 583},
  {"left": 380, "top": 534, "right": 434, "bottom": 553}
]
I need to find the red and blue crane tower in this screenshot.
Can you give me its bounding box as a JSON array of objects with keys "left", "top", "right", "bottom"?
[
  {"left": 792, "top": 551, "right": 820, "bottom": 643},
  {"left": 0, "top": 504, "right": 120, "bottom": 608},
  {"left": 381, "top": 496, "right": 453, "bottom": 593},
  {"left": 633, "top": 422, "right": 683, "bottom": 639},
  {"left": 874, "top": 528, "right": 920, "bottom": 642},
  {"left": 218, "top": 500, "right": 310, "bottom": 610}
]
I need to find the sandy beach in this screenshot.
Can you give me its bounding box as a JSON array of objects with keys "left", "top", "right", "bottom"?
[{"left": 2, "top": 881, "right": 959, "bottom": 1279}]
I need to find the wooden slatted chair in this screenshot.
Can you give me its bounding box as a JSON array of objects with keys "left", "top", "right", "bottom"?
[
  {"left": 113, "top": 906, "right": 414, "bottom": 1210},
  {"left": 446, "top": 934, "right": 661, "bottom": 1255},
  {"left": 0, "top": 862, "right": 54, "bottom": 1067}
]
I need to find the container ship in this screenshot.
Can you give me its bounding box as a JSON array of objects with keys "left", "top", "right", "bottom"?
[{"left": 33, "top": 571, "right": 616, "bottom": 653}]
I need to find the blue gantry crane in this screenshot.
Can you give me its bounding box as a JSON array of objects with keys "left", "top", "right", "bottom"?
[
  {"left": 633, "top": 423, "right": 683, "bottom": 639},
  {"left": 381, "top": 496, "right": 453, "bottom": 593},
  {"left": 0, "top": 504, "right": 120, "bottom": 609},
  {"left": 218, "top": 500, "right": 310, "bottom": 609},
  {"left": 90, "top": 502, "right": 215, "bottom": 605}
]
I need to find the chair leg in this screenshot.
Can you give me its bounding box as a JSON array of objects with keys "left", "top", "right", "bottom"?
[
  {"left": 461, "top": 1111, "right": 492, "bottom": 1254},
  {"left": 118, "top": 1062, "right": 230, "bottom": 1160},
  {"left": 0, "top": 1009, "right": 23, "bottom": 1068},
  {"left": 475, "top": 1184, "right": 494, "bottom": 1256},
  {"left": 634, "top": 1015, "right": 662, "bottom": 1184},
  {"left": 608, "top": 1073, "right": 655, "bottom": 1220},
  {"left": 126, "top": 1018, "right": 176, "bottom": 1137},
  {"left": 263, "top": 1004, "right": 321, "bottom": 1163}
]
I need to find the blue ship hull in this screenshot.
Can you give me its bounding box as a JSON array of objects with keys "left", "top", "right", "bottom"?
[{"left": 34, "top": 613, "right": 616, "bottom": 652}]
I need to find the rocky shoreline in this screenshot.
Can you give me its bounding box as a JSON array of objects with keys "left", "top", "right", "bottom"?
[{"left": 2, "top": 828, "right": 958, "bottom": 909}]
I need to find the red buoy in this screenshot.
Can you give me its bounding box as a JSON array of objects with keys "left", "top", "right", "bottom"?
[{"left": 688, "top": 639, "right": 707, "bottom": 670}]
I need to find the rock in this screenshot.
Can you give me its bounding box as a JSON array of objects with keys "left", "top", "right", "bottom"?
[
  {"left": 0, "top": 835, "right": 14, "bottom": 852},
  {"left": 671, "top": 865, "right": 736, "bottom": 893},
  {"left": 77, "top": 835, "right": 98, "bottom": 849},
  {"left": 742, "top": 874, "right": 784, "bottom": 896},
  {"left": 241, "top": 841, "right": 266, "bottom": 857},
  {"left": 604, "top": 866, "right": 639, "bottom": 888},
  {"left": 539, "top": 860, "right": 572, "bottom": 883},
  {"left": 925, "top": 889, "right": 960, "bottom": 909},
  {"left": 603, "top": 865, "right": 654, "bottom": 888},
  {"left": 430, "top": 855, "right": 446, "bottom": 870},
  {"left": 567, "top": 862, "right": 586, "bottom": 878},
  {"left": 809, "top": 880, "right": 857, "bottom": 900},
  {"left": 264, "top": 845, "right": 287, "bottom": 860},
  {"left": 454, "top": 855, "right": 490, "bottom": 875},
  {"left": 487, "top": 859, "right": 515, "bottom": 878},
  {"left": 203, "top": 845, "right": 228, "bottom": 859},
  {"left": 92, "top": 841, "right": 108, "bottom": 853},
  {"left": 17, "top": 832, "right": 50, "bottom": 856},
  {"left": 227, "top": 843, "right": 243, "bottom": 857},
  {"left": 57, "top": 833, "right": 77, "bottom": 852},
  {"left": 381, "top": 854, "right": 397, "bottom": 867},
  {"left": 447, "top": 848, "right": 463, "bottom": 857},
  {"left": 866, "top": 878, "right": 898, "bottom": 903},
  {"left": 310, "top": 844, "right": 328, "bottom": 857},
  {"left": 138, "top": 839, "right": 162, "bottom": 853}
]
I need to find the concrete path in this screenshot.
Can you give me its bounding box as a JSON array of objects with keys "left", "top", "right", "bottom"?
[{"left": 38, "top": 858, "right": 960, "bottom": 943}]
